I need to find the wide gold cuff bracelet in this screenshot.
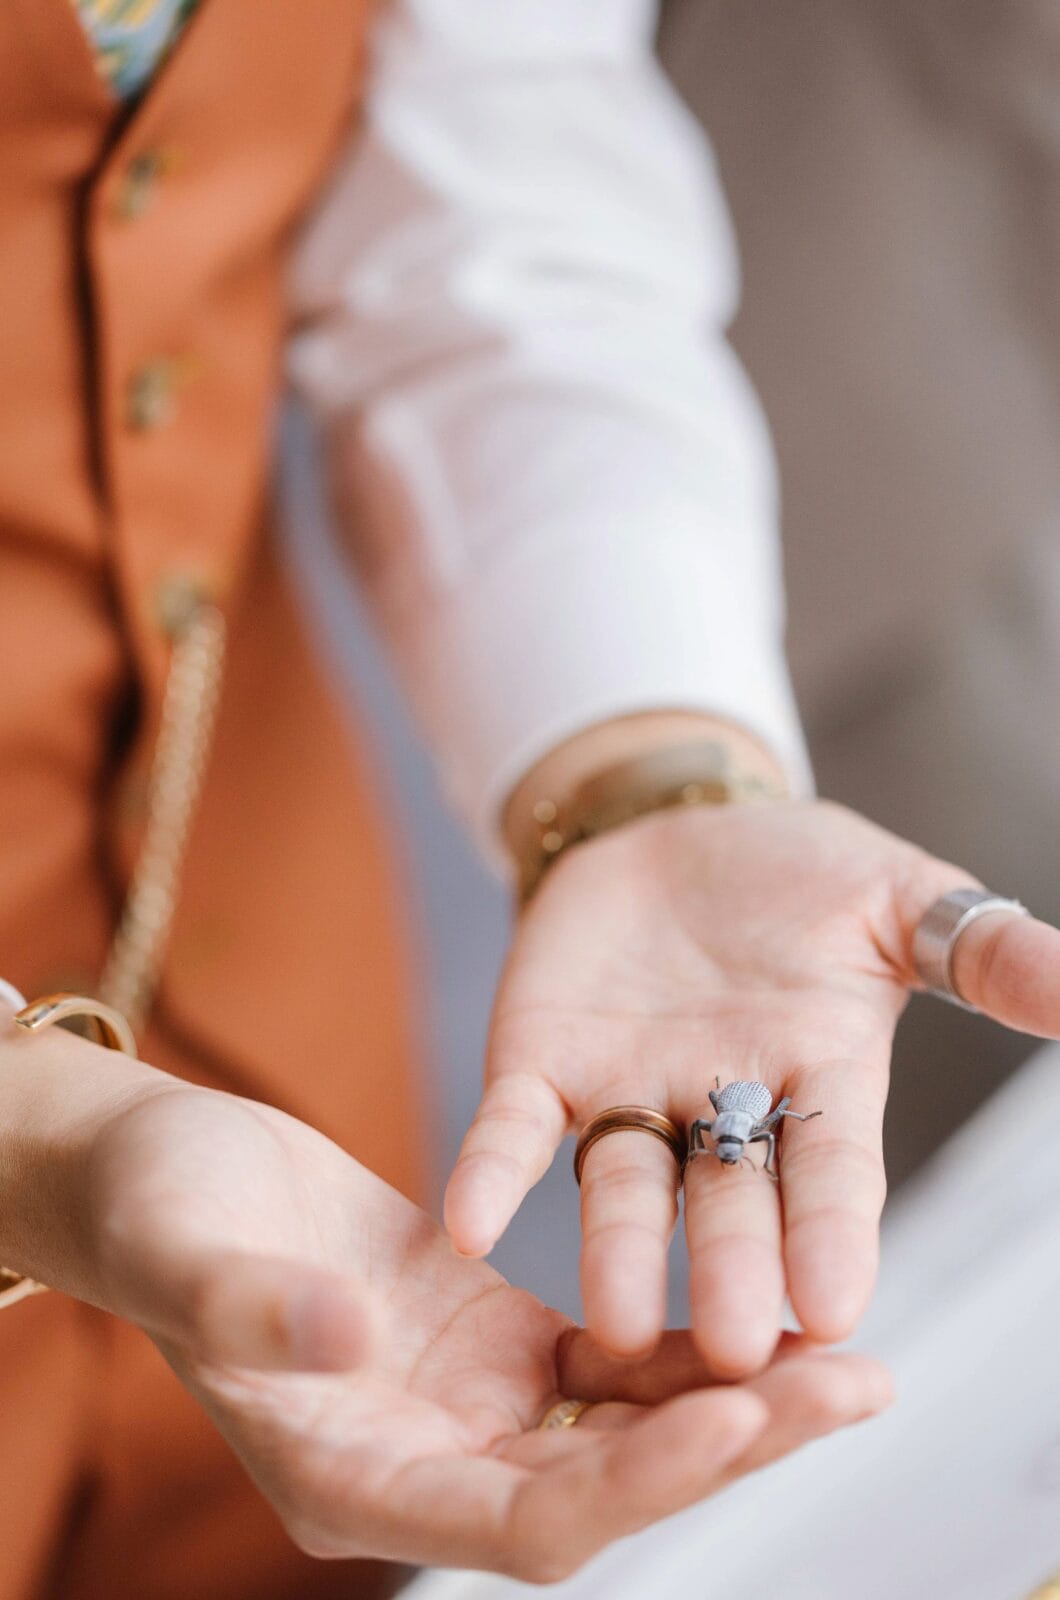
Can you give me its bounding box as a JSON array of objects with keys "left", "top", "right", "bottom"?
[{"left": 517, "top": 737, "right": 788, "bottom": 905}]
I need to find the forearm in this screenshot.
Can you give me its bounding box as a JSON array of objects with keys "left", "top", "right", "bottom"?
[
  {"left": 0, "top": 997, "right": 168, "bottom": 1296},
  {"left": 289, "top": 2, "right": 810, "bottom": 865}
]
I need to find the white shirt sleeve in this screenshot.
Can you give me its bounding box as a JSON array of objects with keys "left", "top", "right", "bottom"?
[{"left": 286, "top": 0, "right": 810, "bottom": 864}]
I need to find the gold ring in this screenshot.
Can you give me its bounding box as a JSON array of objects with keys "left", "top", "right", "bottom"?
[
  {"left": 573, "top": 1106, "right": 685, "bottom": 1185},
  {"left": 537, "top": 1398, "right": 594, "bottom": 1431},
  {"left": 1, "top": 993, "right": 137, "bottom": 1310},
  {"left": 12, "top": 993, "right": 138, "bottom": 1057}
]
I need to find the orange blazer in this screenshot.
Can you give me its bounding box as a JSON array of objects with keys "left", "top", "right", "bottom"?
[{"left": 0, "top": 0, "right": 427, "bottom": 1201}]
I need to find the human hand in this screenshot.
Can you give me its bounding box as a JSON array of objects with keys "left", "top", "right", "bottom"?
[
  {"left": 445, "top": 798, "right": 1060, "bottom": 1376},
  {"left": 74, "top": 1082, "right": 889, "bottom": 1578}
]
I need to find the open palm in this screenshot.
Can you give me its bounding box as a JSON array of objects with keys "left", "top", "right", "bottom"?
[
  {"left": 445, "top": 799, "right": 1060, "bottom": 1377},
  {"left": 83, "top": 1081, "right": 889, "bottom": 1580}
]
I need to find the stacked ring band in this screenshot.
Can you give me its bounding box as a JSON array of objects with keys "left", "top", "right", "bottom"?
[{"left": 573, "top": 1106, "right": 685, "bottom": 1185}]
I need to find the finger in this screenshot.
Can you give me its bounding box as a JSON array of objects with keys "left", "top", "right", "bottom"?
[
  {"left": 950, "top": 911, "right": 1060, "bottom": 1035},
  {"left": 522, "top": 1353, "right": 888, "bottom": 1575},
  {"left": 498, "top": 1400, "right": 652, "bottom": 1471},
  {"left": 557, "top": 1326, "right": 716, "bottom": 1405},
  {"left": 578, "top": 1126, "right": 681, "bottom": 1357},
  {"left": 780, "top": 1056, "right": 889, "bottom": 1343},
  {"left": 733, "top": 1346, "right": 894, "bottom": 1476},
  {"left": 444, "top": 1072, "right": 569, "bottom": 1257},
  {"left": 312, "top": 1390, "right": 758, "bottom": 1582},
  {"left": 683, "top": 1142, "right": 784, "bottom": 1378},
  {"left": 507, "top": 1386, "right": 770, "bottom": 1580},
  {"left": 116, "top": 1247, "right": 381, "bottom": 1372},
  {"left": 554, "top": 1325, "right": 818, "bottom": 1407}
]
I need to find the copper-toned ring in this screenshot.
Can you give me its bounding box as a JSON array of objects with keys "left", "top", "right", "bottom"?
[
  {"left": 573, "top": 1106, "right": 685, "bottom": 1186},
  {"left": 537, "top": 1398, "right": 595, "bottom": 1431}
]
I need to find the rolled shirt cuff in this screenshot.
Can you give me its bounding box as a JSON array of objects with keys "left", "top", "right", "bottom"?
[{"left": 386, "top": 513, "right": 813, "bottom": 869}]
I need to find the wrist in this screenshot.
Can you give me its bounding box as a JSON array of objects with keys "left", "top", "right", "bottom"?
[
  {"left": 503, "top": 711, "right": 790, "bottom": 903},
  {"left": 0, "top": 998, "right": 171, "bottom": 1294}
]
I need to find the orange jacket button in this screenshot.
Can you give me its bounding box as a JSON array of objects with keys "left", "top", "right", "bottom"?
[
  {"left": 126, "top": 361, "right": 178, "bottom": 431},
  {"left": 113, "top": 147, "right": 182, "bottom": 220}
]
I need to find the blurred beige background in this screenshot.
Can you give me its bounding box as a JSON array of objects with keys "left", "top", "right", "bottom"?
[
  {"left": 286, "top": 0, "right": 1060, "bottom": 1318},
  {"left": 661, "top": 0, "right": 1060, "bottom": 1183}
]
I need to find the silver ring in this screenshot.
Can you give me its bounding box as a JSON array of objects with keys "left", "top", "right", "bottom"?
[{"left": 913, "top": 888, "right": 1029, "bottom": 1009}]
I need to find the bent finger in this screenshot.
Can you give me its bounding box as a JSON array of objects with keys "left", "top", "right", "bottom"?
[
  {"left": 444, "top": 1072, "right": 570, "bottom": 1257},
  {"left": 509, "top": 1386, "right": 770, "bottom": 1579},
  {"left": 733, "top": 1346, "right": 894, "bottom": 1475},
  {"left": 517, "top": 1346, "right": 890, "bottom": 1577}
]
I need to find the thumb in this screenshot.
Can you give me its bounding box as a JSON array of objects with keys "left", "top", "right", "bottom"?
[{"left": 118, "top": 1248, "right": 383, "bottom": 1373}]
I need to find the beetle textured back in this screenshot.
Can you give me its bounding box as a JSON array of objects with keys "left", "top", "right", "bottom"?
[
  {"left": 714, "top": 1081, "right": 774, "bottom": 1119},
  {"left": 688, "top": 1080, "right": 823, "bottom": 1178}
]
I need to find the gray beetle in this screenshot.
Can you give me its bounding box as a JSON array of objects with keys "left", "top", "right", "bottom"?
[{"left": 687, "top": 1079, "right": 822, "bottom": 1179}]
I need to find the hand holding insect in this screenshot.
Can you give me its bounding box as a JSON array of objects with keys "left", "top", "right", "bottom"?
[{"left": 446, "top": 800, "right": 1060, "bottom": 1380}]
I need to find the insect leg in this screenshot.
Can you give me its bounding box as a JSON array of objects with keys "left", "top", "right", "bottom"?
[
  {"left": 748, "top": 1131, "right": 779, "bottom": 1181},
  {"left": 779, "top": 1109, "right": 824, "bottom": 1124},
  {"left": 687, "top": 1118, "right": 714, "bottom": 1156}
]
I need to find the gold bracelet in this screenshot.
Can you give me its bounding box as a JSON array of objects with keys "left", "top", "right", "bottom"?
[
  {"left": 0, "top": 990, "right": 137, "bottom": 1309},
  {"left": 517, "top": 737, "right": 788, "bottom": 905}
]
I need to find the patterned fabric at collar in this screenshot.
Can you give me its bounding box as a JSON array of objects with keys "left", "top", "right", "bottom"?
[{"left": 70, "top": 0, "right": 200, "bottom": 98}]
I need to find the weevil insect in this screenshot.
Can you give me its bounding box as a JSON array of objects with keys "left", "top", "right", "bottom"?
[{"left": 687, "top": 1079, "right": 823, "bottom": 1180}]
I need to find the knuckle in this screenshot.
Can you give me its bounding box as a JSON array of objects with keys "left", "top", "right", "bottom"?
[
  {"left": 479, "top": 1095, "right": 552, "bottom": 1137},
  {"left": 784, "top": 1194, "right": 884, "bottom": 1242},
  {"left": 581, "top": 1215, "right": 667, "bottom": 1250},
  {"left": 585, "top": 1154, "right": 672, "bottom": 1194},
  {"left": 782, "top": 1139, "right": 886, "bottom": 1210},
  {"left": 691, "top": 1227, "right": 777, "bottom": 1260},
  {"left": 455, "top": 1147, "right": 525, "bottom": 1183}
]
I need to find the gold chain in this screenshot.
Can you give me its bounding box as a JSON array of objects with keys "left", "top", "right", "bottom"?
[
  {"left": 98, "top": 602, "right": 226, "bottom": 1030},
  {"left": 0, "top": 600, "right": 225, "bottom": 1309}
]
